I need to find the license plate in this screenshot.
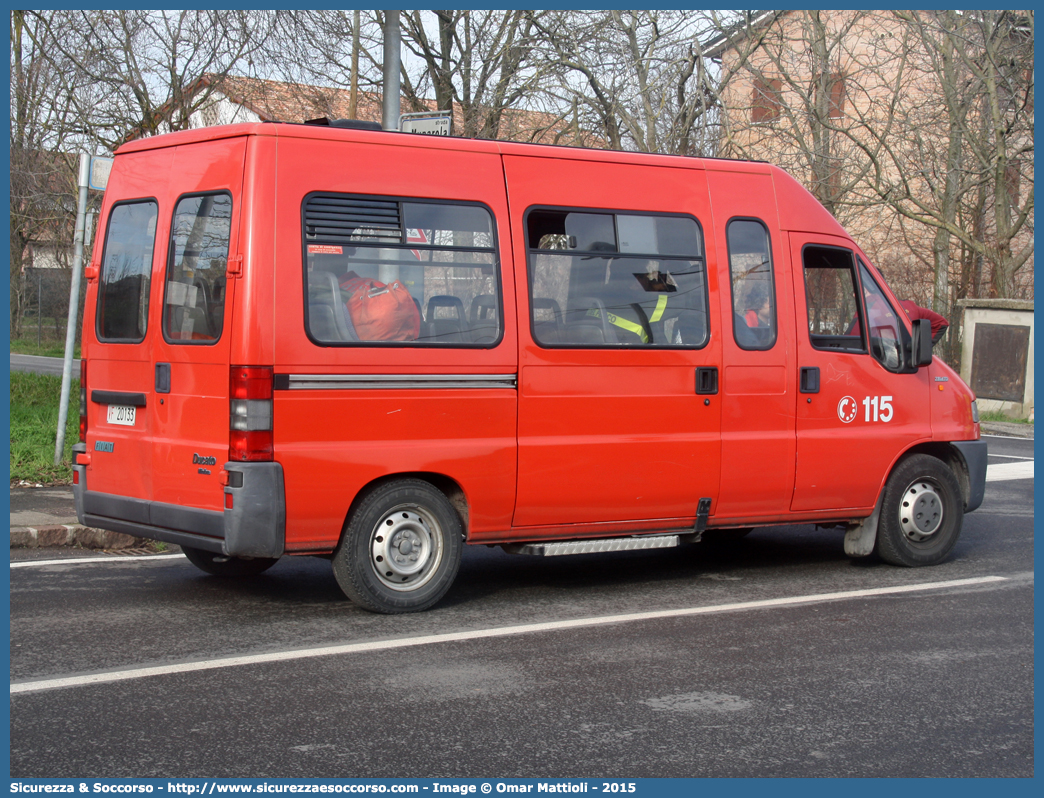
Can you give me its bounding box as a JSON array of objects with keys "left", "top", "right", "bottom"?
[{"left": 107, "top": 405, "right": 136, "bottom": 426}]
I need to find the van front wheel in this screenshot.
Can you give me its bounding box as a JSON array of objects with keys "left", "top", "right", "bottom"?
[
  {"left": 875, "top": 454, "right": 963, "bottom": 567},
  {"left": 333, "top": 479, "right": 463, "bottom": 613},
  {"left": 182, "top": 546, "right": 278, "bottom": 577}
]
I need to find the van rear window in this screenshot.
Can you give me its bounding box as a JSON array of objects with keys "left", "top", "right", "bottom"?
[
  {"left": 163, "top": 192, "right": 233, "bottom": 343},
  {"left": 303, "top": 194, "right": 500, "bottom": 346},
  {"left": 525, "top": 208, "right": 708, "bottom": 348},
  {"left": 96, "top": 200, "right": 158, "bottom": 342}
]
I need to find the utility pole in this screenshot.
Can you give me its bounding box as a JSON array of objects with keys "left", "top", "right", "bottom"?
[
  {"left": 54, "top": 153, "right": 90, "bottom": 465},
  {"left": 348, "top": 9, "right": 360, "bottom": 119},
  {"left": 382, "top": 10, "right": 401, "bottom": 131}
]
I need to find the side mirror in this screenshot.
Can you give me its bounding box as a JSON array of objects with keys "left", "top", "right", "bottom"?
[{"left": 912, "top": 318, "right": 933, "bottom": 367}]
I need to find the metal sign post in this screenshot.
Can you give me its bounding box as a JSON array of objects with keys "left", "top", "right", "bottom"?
[
  {"left": 400, "top": 111, "right": 453, "bottom": 136},
  {"left": 54, "top": 154, "right": 112, "bottom": 465},
  {"left": 382, "top": 11, "right": 401, "bottom": 131}
]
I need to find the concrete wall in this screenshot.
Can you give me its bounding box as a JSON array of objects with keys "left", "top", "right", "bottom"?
[{"left": 957, "top": 299, "right": 1034, "bottom": 419}]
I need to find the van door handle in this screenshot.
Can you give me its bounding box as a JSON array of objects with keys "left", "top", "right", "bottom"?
[
  {"left": 695, "top": 367, "right": 718, "bottom": 395},
  {"left": 91, "top": 390, "right": 147, "bottom": 407},
  {"left": 800, "top": 367, "right": 820, "bottom": 393},
  {"left": 155, "top": 362, "right": 171, "bottom": 394}
]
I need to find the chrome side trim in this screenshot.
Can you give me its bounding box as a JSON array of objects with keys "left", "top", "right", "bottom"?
[{"left": 286, "top": 373, "right": 517, "bottom": 390}]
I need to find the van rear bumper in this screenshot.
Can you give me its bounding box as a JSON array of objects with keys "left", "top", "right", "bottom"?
[{"left": 73, "top": 453, "right": 285, "bottom": 558}]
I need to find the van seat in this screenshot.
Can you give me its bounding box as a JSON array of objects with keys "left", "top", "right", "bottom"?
[
  {"left": 426, "top": 320, "right": 465, "bottom": 343},
  {"left": 559, "top": 321, "right": 609, "bottom": 344},
  {"left": 170, "top": 305, "right": 212, "bottom": 340},
  {"left": 469, "top": 295, "right": 498, "bottom": 343},
  {"left": 308, "top": 270, "right": 357, "bottom": 342},
  {"left": 309, "top": 304, "right": 341, "bottom": 343},
  {"left": 425, "top": 295, "right": 467, "bottom": 343}
]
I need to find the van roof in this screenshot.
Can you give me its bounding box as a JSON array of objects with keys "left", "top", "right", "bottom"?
[
  {"left": 114, "top": 122, "right": 845, "bottom": 236},
  {"left": 115, "top": 121, "right": 769, "bottom": 172}
]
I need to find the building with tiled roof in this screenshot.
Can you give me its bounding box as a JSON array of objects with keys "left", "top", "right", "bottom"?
[{"left": 129, "top": 73, "right": 599, "bottom": 148}]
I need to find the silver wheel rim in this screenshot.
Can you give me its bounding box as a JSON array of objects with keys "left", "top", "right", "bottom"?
[
  {"left": 899, "top": 479, "right": 944, "bottom": 541},
  {"left": 370, "top": 504, "right": 444, "bottom": 592}
]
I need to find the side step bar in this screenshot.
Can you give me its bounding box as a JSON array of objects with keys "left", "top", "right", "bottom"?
[{"left": 502, "top": 534, "right": 691, "bottom": 557}]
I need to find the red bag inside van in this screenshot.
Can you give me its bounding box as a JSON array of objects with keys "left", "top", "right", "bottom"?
[{"left": 340, "top": 271, "right": 420, "bottom": 341}]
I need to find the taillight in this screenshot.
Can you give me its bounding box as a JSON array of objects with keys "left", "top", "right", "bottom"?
[
  {"left": 229, "top": 365, "right": 273, "bottom": 461},
  {"left": 79, "top": 359, "right": 88, "bottom": 443}
]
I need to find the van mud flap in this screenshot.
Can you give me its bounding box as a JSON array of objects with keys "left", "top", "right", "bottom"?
[{"left": 844, "top": 492, "right": 884, "bottom": 557}]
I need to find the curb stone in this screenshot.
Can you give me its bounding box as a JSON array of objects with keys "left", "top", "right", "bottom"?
[
  {"left": 10, "top": 524, "right": 144, "bottom": 550},
  {"left": 979, "top": 421, "right": 1034, "bottom": 439}
]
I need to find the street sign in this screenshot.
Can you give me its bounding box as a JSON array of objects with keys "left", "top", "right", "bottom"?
[
  {"left": 400, "top": 111, "right": 452, "bottom": 136},
  {"left": 88, "top": 156, "right": 114, "bottom": 191}
]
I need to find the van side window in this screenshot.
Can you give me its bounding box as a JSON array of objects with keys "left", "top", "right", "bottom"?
[
  {"left": 525, "top": 208, "right": 708, "bottom": 348},
  {"left": 858, "top": 259, "right": 906, "bottom": 371},
  {"left": 96, "top": 200, "right": 159, "bottom": 342},
  {"left": 302, "top": 195, "right": 499, "bottom": 346},
  {"left": 163, "top": 193, "right": 232, "bottom": 343},
  {"left": 803, "top": 245, "right": 867, "bottom": 353},
  {"left": 727, "top": 219, "right": 776, "bottom": 350}
]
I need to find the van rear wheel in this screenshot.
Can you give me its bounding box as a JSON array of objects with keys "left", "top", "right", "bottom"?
[
  {"left": 182, "top": 546, "right": 278, "bottom": 577},
  {"left": 333, "top": 479, "right": 463, "bottom": 614},
  {"left": 875, "top": 454, "right": 963, "bottom": 567}
]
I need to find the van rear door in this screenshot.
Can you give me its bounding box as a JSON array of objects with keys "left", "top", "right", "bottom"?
[
  {"left": 148, "top": 138, "right": 246, "bottom": 513},
  {"left": 88, "top": 148, "right": 175, "bottom": 505}
]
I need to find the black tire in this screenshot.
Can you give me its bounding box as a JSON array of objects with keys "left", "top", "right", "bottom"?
[
  {"left": 332, "top": 479, "right": 463, "bottom": 614},
  {"left": 182, "top": 546, "right": 279, "bottom": 577},
  {"left": 874, "top": 454, "right": 963, "bottom": 567}
]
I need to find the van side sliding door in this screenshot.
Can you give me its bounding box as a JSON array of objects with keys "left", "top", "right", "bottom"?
[{"left": 504, "top": 154, "right": 722, "bottom": 536}]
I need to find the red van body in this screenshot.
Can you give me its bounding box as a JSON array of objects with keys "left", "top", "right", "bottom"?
[{"left": 73, "top": 122, "right": 987, "bottom": 612}]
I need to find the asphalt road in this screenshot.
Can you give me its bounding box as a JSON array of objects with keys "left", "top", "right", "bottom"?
[
  {"left": 9, "top": 436, "right": 1033, "bottom": 778},
  {"left": 10, "top": 352, "right": 80, "bottom": 376}
]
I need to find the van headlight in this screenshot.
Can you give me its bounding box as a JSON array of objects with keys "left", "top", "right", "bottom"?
[{"left": 971, "top": 400, "right": 979, "bottom": 423}]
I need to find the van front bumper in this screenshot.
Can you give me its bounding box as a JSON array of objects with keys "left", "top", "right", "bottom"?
[
  {"left": 952, "top": 440, "right": 987, "bottom": 513},
  {"left": 72, "top": 449, "right": 285, "bottom": 558}
]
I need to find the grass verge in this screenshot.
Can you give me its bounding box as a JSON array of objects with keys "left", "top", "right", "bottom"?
[
  {"left": 979, "top": 409, "right": 1033, "bottom": 424},
  {"left": 9, "top": 337, "right": 80, "bottom": 359},
  {"left": 10, "top": 372, "right": 80, "bottom": 485}
]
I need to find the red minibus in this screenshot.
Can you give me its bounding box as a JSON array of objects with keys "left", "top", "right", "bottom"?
[{"left": 73, "top": 120, "right": 986, "bottom": 612}]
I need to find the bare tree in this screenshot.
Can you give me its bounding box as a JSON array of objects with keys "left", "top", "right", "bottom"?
[
  {"left": 28, "top": 10, "right": 277, "bottom": 148},
  {"left": 393, "top": 10, "right": 560, "bottom": 141},
  {"left": 851, "top": 11, "right": 1034, "bottom": 302},
  {"left": 714, "top": 8, "right": 1033, "bottom": 325},
  {"left": 714, "top": 11, "right": 908, "bottom": 221},
  {"left": 536, "top": 10, "right": 731, "bottom": 155},
  {"left": 10, "top": 10, "right": 81, "bottom": 337},
  {"left": 252, "top": 10, "right": 384, "bottom": 117}
]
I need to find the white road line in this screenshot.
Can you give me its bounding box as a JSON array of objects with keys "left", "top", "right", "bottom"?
[
  {"left": 988, "top": 454, "right": 1034, "bottom": 460},
  {"left": 981, "top": 434, "right": 1034, "bottom": 441},
  {"left": 9, "top": 554, "right": 186, "bottom": 569},
  {"left": 985, "top": 461, "right": 1034, "bottom": 482},
  {"left": 10, "top": 575, "right": 1006, "bottom": 695}
]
